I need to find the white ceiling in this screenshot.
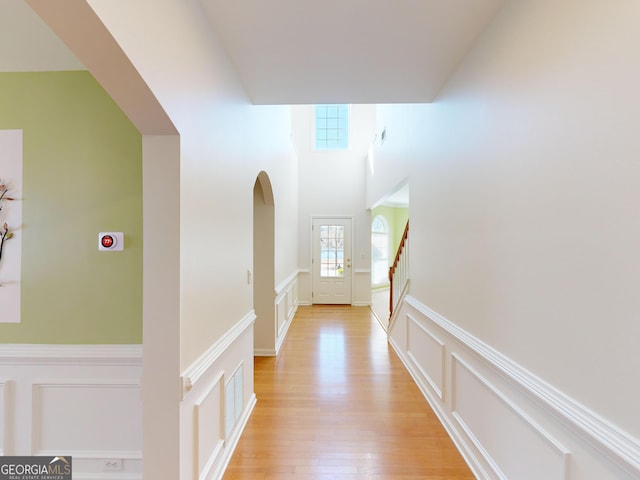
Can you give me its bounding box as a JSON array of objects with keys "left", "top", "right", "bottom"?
[
  {"left": 0, "top": 0, "right": 84, "bottom": 72},
  {"left": 200, "top": 0, "right": 506, "bottom": 104},
  {"left": 1, "top": 0, "right": 506, "bottom": 104},
  {"left": 382, "top": 184, "right": 410, "bottom": 208}
]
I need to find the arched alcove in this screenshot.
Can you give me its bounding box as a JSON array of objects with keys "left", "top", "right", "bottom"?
[{"left": 253, "top": 171, "right": 276, "bottom": 354}]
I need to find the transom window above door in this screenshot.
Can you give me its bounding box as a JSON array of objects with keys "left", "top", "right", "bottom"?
[{"left": 315, "top": 104, "right": 349, "bottom": 150}]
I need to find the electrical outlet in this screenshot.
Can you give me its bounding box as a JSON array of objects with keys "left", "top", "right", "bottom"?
[{"left": 103, "top": 459, "right": 123, "bottom": 472}]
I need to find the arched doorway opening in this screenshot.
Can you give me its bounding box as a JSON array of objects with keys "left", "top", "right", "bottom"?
[{"left": 253, "top": 171, "right": 276, "bottom": 354}]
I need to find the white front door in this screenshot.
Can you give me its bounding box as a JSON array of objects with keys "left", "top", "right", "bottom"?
[{"left": 312, "top": 217, "right": 352, "bottom": 304}]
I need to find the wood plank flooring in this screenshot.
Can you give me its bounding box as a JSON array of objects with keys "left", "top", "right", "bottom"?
[{"left": 223, "top": 305, "right": 475, "bottom": 480}]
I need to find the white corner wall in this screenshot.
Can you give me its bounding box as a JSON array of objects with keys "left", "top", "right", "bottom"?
[
  {"left": 71, "top": 0, "right": 300, "bottom": 478},
  {"left": 372, "top": 0, "right": 640, "bottom": 477}
]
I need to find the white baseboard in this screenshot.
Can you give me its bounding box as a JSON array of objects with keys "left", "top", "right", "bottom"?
[
  {"left": 390, "top": 295, "right": 640, "bottom": 480},
  {"left": 254, "top": 348, "right": 276, "bottom": 357}
]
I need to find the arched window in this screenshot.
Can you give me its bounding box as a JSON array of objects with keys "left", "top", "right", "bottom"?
[{"left": 371, "top": 215, "right": 389, "bottom": 286}]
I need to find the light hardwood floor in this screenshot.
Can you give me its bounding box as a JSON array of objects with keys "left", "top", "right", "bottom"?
[{"left": 223, "top": 305, "right": 474, "bottom": 479}]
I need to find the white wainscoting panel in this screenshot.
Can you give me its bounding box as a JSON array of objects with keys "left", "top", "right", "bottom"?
[
  {"left": 451, "top": 355, "right": 569, "bottom": 480},
  {"left": 180, "top": 312, "right": 257, "bottom": 480},
  {"left": 32, "top": 380, "right": 141, "bottom": 456},
  {"left": 276, "top": 301, "right": 286, "bottom": 338},
  {"left": 0, "top": 380, "right": 9, "bottom": 455},
  {"left": 407, "top": 314, "right": 445, "bottom": 401},
  {"left": 389, "top": 296, "right": 640, "bottom": 480},
  {"left": 274, "top": 273, "right": 299, "bottom": 355},
  {"left": 0, "top": 345, "right": 142, "bottom": 479},
  {"left": 195, "top": 372, "right": 224, "bottom": 480}
]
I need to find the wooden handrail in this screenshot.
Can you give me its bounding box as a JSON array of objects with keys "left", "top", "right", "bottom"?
[{"left": 389, "top": 220, "right": 409, "bottom": 316}]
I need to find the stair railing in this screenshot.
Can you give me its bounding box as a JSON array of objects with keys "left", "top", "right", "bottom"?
[{"left": 389, "top": 220, "right": 409, "bottom": 317}]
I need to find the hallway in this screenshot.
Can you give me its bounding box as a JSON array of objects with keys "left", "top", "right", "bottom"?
[{"left": 223, "top": 305, "right": 474, "bottom": 479}]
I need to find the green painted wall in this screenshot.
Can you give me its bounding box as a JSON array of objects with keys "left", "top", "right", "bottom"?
[
  {"left": 0, "top": 71, "right": 142, "bottom": 343},
  {"left": 371, "top": 204, "right": 409, "bottom": 263}
]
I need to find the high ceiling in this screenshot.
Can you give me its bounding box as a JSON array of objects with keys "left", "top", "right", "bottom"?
[
  {"left": 200, "top": 0, "right": 506, "bottom": 104},
  {"left": 1, "top": 0, "right": 506, "bottom": 105},
  {"left": 0, "top": 0, "right": 83, "bottom": 72}
]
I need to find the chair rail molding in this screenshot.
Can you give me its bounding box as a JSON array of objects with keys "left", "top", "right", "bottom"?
[
  {"left": 392, "top": 295, "right": 640, "bottom": 480},
  {"left": 0, "top": 344, "right": 142, "bottom": 365},
  {"left": 181, "top": 311, "right": 256, "bottom": 399}
]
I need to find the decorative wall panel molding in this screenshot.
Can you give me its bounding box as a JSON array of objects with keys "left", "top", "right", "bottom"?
[
  {"left": 31, "top": 380, "right": 142, "bottom": 457},
  {"left": 0, "top": 380, "right": 10, "bottom": 455},
  {"left": 180, "top": 312, "right": 256, "bottom": 480},
  {"left": 274, "top": 274, "right": 299, "bottom": 355},
  {"left": 407, "top": 313, "right": 445, "bottom": 401},
  {"left": 182, "top": 311, "right": 255, "bottom": 397},
  {"left": 275, "top": 270, "right": 300, "bottom": 296},
  {"left": 451, "top": 354, "right": 569, "bottom": 480},
  {"left": 0, "top": 345, "right": 142, "bottom": 479},
  {"left": 195, "top": 372, "right": 224, "bottom": 480},
  {"left": 389, "top": 295, "right": 640, "bottom": 480}
]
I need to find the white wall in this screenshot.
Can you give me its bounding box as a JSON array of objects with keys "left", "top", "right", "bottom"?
[
  {"left": 371, "top": 0, "right": 640, "bottom": 477},
  {"left": 86, "top": 0, "right": 298, "bottom": 369},
  {"left": 293, "top": 104, "right": 376, "bottom": 305},
  {"left": 76, "top": 0, "right": 300, "bottom": 478},
  {"left": 142, "top": 135, "right": 181, "bottom": 479}
]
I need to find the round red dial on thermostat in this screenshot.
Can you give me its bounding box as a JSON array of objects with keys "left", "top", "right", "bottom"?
[
  {"left": 101, "top": 235, "right": 114, "bottom": 248},
  {"left": 98, "top": 232, "right": 123, "bottom": 251}
]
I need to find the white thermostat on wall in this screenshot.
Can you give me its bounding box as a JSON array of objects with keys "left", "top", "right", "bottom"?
[{"left": 98, "top": 232, "right": 124, "bottom": 251}]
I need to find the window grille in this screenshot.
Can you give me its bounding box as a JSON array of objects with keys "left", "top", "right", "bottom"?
[{"left": 315, "top": 104, "right": 349, "bottom": 150}]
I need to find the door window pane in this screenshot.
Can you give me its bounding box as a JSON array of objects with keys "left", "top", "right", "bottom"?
[{"left": 320, "top": 224, "right": 344, "bottom": 277}]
